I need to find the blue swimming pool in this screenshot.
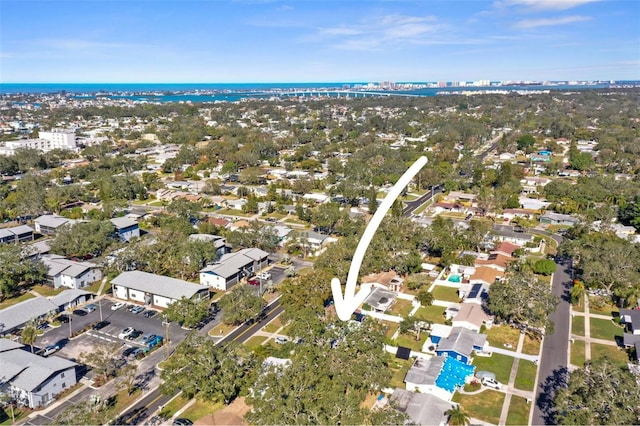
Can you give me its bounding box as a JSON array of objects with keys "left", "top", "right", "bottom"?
[
  {"left": 448, "top": 274, "right": 462, "bottom": 283},
  {"left": 435, "top": 356, "right": 475, "bottom": 393}
]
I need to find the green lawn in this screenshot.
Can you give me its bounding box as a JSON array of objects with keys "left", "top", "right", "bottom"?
[
  {"left": 393, "top": 332, "right": 428, "bottom": 352},
  {"left": 570, "top": 339, "right": 586, "bottom": 367},
  {"left": 571, "top": 315, "right": 585, "bottom": 336},
  {"left": 522, "top": 334, "right": 542, "bottom": 356},
  {"left": 0, "top": 292, "right": 35, "bottom": 310},
  {"left": 179, "top": 399, "right": 223, "bottom": 423},
  {"left": 430, "top": 285, "right": 460, "bottom": 303},
  {"left": 158, "top": 394, "right": 190, "bottom": 419},
  {"left": 389, "top": 299, "right": 414, "bottom": 317},
  {"left": 452, "top": 389, "right": 505, "bottom": 425},
  {"left": 589, "top": 317, "right": 624, "bottom": 341},
  {"left": 506, "top": 395, "right": 531, "bottom": 426},
  {"left": 262, "top": 317, "right": 283, "bottom": 333},
  {"left": 472, "top": 353, "right": 514, "bottom": 384},
  {"left": 83, "top": 280, "right": 104, "bottom": 294},
  {"left": 514, "top": 360, "right": 537, "bottom": 391},
  {"left": 486, "top": 325, "right": 520, "bottom": 349},
  {"left": 591, "top": 343, "right": 629, "bottom": 368},
  {"left": 30, "top": 284, "right": 65, "bottom": 297},
  {"left": 389, "top": 358, "right": 413, "bottom": 388},
  {"left": 0, "top": 407, "right": 29, "bottom": 425},
  {"left": 413, "top": 304, "right": 446, "bottom": 324},
  {"left": 243, "top": 336, "right": 267, "bottom": 350}
]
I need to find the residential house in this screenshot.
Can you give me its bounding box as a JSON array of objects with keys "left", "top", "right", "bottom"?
[
  {"left": 621, "top": 309, "right": 640, "bottom": 348},
  {"left": 492, "top": 241, "right": 521, "bottom": 257},
  {"left": 0, "top": 225, "right": 34, "bottom": 244},
  {"left": 225, "top": 199, "right": 247, "bottom": 211},
  {"left": 0, "top": 297, "right": 58, "bottom": 336},
  {"left": 362, "top": 271, "right": 404, "bottom": 292},
  {"left": 540, "top": 212, "right": 580, "bottom": 227},
  {"left": 109, "top": 217, "right": 140, "bottom": 242},
  {"left": 188, "top": 234, "right": 229, "bottom": 257},
  {"left": 0, "top": 339, "right": 78, "bottom": 409},
  {"left": 363, "top": 286, "right": 397, "bottom": 313},
  {"left": 474, "top": 253, "right": 513, "bottom": 272},
  {"left": 205, "top": 217, "right": 231, "bottom": 229},
  {"left": 518, "top": 197, "right": 550, "bottom": 211},
  {"left": 434, "top": 327, "right": 487, "bottom": 364},
  {"left": 491, "top": 225, "right": 535, "bottom": 246},
  {"left": 403, "top": 356, "right": 446, "bottom": 394},
  {"left": 111, "top": 271, "right": 210, "bottom": 309},
  {"left": 452, "top": 303, "right": 492, "bottom": 332},
  {"left": 459, "top": 283, "right": 490, "bottom": 305},
  {"left": 390, "top": 388, "right": 454, "bottom": 426},
  {"left": 302, "top": 193, "right": 330, "bottom": 204},
  {"left": 469, "top": 266, "right": 504, "bottom": 287},
  {"left": 41, "top": 254, "right": 103, "bottom": 289},
  {"left": 298, "top": 230, "right": 332, "bottom": 252},
  {"left": 499, "top": 208, "right": 535, "bottom": 223},
  {"left": 199, "top": 247, "right": 269, "bottom": 291},
  {"left": 34, "top": 215, "right": 77, "bottom": 235}
]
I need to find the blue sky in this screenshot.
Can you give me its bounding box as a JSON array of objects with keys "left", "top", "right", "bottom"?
[{"left": 1, "top": 0, "right": 638, "bottom": 82}]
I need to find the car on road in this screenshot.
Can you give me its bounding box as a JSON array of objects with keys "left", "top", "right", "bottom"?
[
  {"left": 275, "top": 336, "right": 288, "bottom": 344},
  {"left": 73, "top": 309, "right": 88, "bottom": 316},
  {"left": 85, "top": 303, "right": 98, "bottom": 313},
  {"left": 481, "top": 377, "right": 503, "bottom": 389},
  {"left": 173, "top": 419, "right": 193, "bottom": 426},
  {"left": 126, "top": 329, "right": 143, "bottom": 340},
  {"left": 111, "top": 302, "right": 126, "bottom": 311},
  {"left": 93, "top": 321, "right": 110, "bottom": 330},
  {"left": 118, "top": 327, "right": 135, "bottom": 339},
  {"left": 131, "top": 306, "right": 145, "bottom": 314},
  {"left": 42, "top": 344, "right": 60, "bottom": 357}
]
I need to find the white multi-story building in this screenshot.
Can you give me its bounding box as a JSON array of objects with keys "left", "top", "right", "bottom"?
[{"left": 0, "top": 129, "right": 76, "bottom": 155}]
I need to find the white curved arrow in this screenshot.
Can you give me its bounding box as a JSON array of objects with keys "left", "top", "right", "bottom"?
[{"left": 332, "top": 156, "right": 429, "bottom": 321}]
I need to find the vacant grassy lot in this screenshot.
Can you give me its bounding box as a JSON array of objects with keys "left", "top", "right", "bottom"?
[
  {"left": 571, "top": 315, "right": 585, "bottom": 336},
  {"left": 506, "top": 395, "right": 531, "bottom": 426},
  {"left": 486, "top": 325, "right": 520, "bottom": 349},
  {"left": 413, "top": 304, "right": 446, "bottom": 324},
  {"left": 591, "top": 343, "right": 629, "bottom": 368},
  {"left": 589, "top": 317, "right": 624, "bottom": 341},
  {"left": 179, "top": 399, "right": 224, "bottom": 422},
  {"left": 514, "top": 360, "right": 537, "bottom": 391},
  {"left": 570, "top": 339, "right": 586, "bottom": 367},
  {"left": 431, "top": 285, "right": 460, "bottom": 303},
  {"left": 521, "top": 334, "right": 542, "bottom": 356},
  {"left": 393, "top": 332, "right": 428, "bottom": 352},
  {"left": 453, "top": 389, "right": 505, "bottom": 425},
  {"left": 472, "top": 353, "right": 514, "bottom": 384}
]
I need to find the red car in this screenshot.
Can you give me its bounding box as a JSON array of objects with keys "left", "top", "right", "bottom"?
[{"left": 248, "top": 278, "right": 260, "bottom": 286}]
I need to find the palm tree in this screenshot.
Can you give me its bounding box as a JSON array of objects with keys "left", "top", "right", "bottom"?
[
  {"left": 21, "top": 321, "right": 37, "bottom": 353},
  {"left": 416, "top": 289, "right": 434, "bottom": 306},
  {"left": 446, "top": 404, "right": 470, "bottom": 426},
  {"left": 570, "top": 280, "right": 586, "bottom": 307}
]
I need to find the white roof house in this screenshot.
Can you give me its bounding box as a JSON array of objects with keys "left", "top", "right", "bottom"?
[
  {"left": 34, "top": 215, "right": 77, "bottom": 235},
  {"left": 40, "top": 254, "right": 103, "bottom": 289},
  {"left": 111, "top": 271, "right": 209, "bottom": 308},
  {"left": 199, "top": 248, "right": 270, "bottom": 291}
]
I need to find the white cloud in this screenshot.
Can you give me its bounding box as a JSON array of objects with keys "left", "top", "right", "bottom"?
[
  {"left": 496, "top": 0, "right": 601, "bottom": 10},
  {"left": 513, "top": 15, "right": 591, "bottom": 28}
]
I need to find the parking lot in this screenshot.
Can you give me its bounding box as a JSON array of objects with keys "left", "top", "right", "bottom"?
[{"left": 35, "top": 298, "right": 196, "bottom": 361}]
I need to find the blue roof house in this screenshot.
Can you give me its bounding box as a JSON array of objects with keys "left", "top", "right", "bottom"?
[{"left": 435, "top": 327, "right": 487, "bottom": 364}]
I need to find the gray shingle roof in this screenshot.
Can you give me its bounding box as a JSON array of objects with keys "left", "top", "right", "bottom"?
[
  {"left": 0, "top": 297, "right": 57, "bottom": 334},
  {"left": 49, "top": 289, "right": 91, "bottom": 308},
  {"left": 34, "top": 215, "right": 70, "bottom": 228},
  {"left": 437, "top": 327, "right": 486, "bottom": 357},
  {"left": 0, "top": 341, "right": 77, "bottom": 391},
  {"left": 41, "top": 255, "right": 98, "bottom": 278},
  {"left": 404, "top": 356, "right": 445, "bottom": 386},
  {"left": 110, "top": 217, "right": 138, "bottom": 229},
  {"left": 111, "top": 271, "right": 208, "bottom": 300},
  {"left": 391, "top": 388, "right": 453, "bottom": 426}
]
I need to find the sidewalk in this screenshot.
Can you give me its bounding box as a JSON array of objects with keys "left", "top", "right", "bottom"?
[{"left": 497, "top": 332, "right": 536, "bottom": 426}]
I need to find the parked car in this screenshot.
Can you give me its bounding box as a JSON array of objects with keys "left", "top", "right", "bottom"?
[
  {"left": 126, "top": 329, "right": 143, "bottom": 340},
  {"left": 122, "top": 346, "right": 137, "bottom": 358},
  {"left": 111, "top": 302, "right": 126, "bottom": 311},
  {"left": 140, "top": 333, "right": 156, "bottom": 345},
  {"left": 131, "top": 306, "right": 145, "bottom": 314},
  {"left": 73, "top": 309, "right": 88, "bottom": 316},
  {"left": 147, "top": 335, "right": 164, "bottom": 349},
  {"left": 132, "top": 347, "right": 147, "bottom": 359},
  {"left": 144, "top": 310, "right": 156, "bottom": 318},
  {"left": 42, "top": 344, "right": 60, "bottom": 357},
  {"left": 248, "top": 278, "right": 260, "bottom": 286},
  {"left": 173, "top": 419, "right": 193, "bottom": 426},
  {"left": 93, "top": 321, "right": 110, "bottom": 330},
  {"left": 56, "top": 315, "right": 71, "bottom": 323},
  {"left": 275, "top": 336, "right": 289, "bottom": 344},
  {"left": 118, "top": 327, "right": 135, "bottom": 339},
  {"left": 85, "top": 304, "right": 98, "bottom": 313},
  {"left": 37, "top": 322, "right": 51, "bottom": 331},
  {"left": 481, "top": 377, "right": 503, "bottom": 389},
  {"left": 257, "top": 272, "right": 271, "bottom": 280}
]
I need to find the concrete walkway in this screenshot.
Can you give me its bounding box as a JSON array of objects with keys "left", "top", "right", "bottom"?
[
  {"left": 498, "top": 332, "right": 529, "bottom": 426},
  {"left": 584, "top": 296, "right": 592, "bottom": 361},
  {"left": 485, "top": 345, "right": 539, "bottom": 362}
]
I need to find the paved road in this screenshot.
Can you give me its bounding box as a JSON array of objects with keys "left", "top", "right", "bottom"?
[{"left": 532, "top": 236, "right": 573, "bottom": 425}]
